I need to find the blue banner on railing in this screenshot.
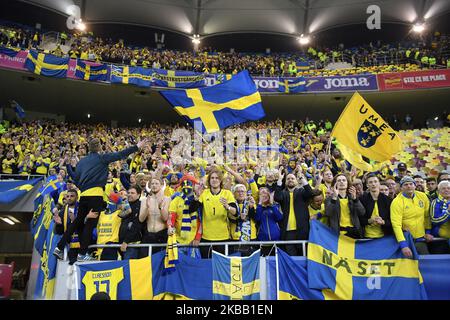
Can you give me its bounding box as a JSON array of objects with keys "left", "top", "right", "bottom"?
[
  {"left": 152, "top": 69, "right": 206, "bottom": 88},
  {"left": 304, "top": 74, "right": 378, "bottom": 92},
  {"left": 1, "top": 49, "right": 386, "bottom": 93}
]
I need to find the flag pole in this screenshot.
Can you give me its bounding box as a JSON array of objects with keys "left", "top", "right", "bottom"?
[
  {"left": 326, "top": 91, "right": 359, "bottom": 157},
  {"left": 275, "top": 246, "right": 280, "bottom": 300}
]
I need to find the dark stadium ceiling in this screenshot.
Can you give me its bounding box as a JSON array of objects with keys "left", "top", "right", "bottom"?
[{"left": 19, "top": 0, "right": 450, "bottom": 38}]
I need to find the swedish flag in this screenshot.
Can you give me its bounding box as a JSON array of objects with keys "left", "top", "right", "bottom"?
[
  {"left": 331, "top": 92, "right": 402, "bottom": 162},
  {"left": 111, "top": 65, "right": 152, "bottom": 87},
  {"left": 34, "top": 220, "right": 62, "bottom": 299},
  {"left": 0, "top": 177, "right": 41, "bottom": 204},
  {"left": 153, "top": 250, "right": 212, "bottom": 300},
  {"left": 216, "top": 73, "right": 233, "bottom": 83},
  {"left": 34, "top": 177, "right": 63, "bottom": 207},
  {"left": 278, "top": 77, "right": 307, "bottom": 93},
  {"left": 152, "top": 68, "right": 205, "bottom": 88},
  {"left": 307, "top": 220, "right": 428, "bottom": 300},
  {"left": 31, "top": 194, "right": 55, "bottom": 255},
  {"left": 75, "top": 60, "right": 108, "bottom": 81},
  {"left": 24, "top": 50, "right": 69, "bottom": 78},
  {"left": 296, "top": 61, "right": 310, "bottom": 71},
  {"left": 276, "top": 248, "right": 325, "bottom": 300},
  {"left": 212, "top": 250, "right": 260, "bottom": 300},
  {"left": 160, "top": 70, "right": 265, "bottom": 133},
  {"left": 0, "top": 46, "right": 20, "bottom": 57}
]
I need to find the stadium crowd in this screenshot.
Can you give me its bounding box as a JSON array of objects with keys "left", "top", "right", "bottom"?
[
  {"left": 2, "top": 23, "right": 450, "bottom": 77},
  {"left": 1, "top": 118, "right": 449, "bottom": 262}
]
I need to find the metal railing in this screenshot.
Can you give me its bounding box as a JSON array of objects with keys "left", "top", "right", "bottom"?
[
  {"left": 88, "top": 238, "right": 448, "bottom": 257},
  {"left": 0, "top": 173, "right": 45, "bottom": 180},
  {"left": 89, "top": 240, "right": 308, "bottom": 256}
]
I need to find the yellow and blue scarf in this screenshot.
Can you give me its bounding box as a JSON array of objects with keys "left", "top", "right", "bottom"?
[
  {"left": 430, "top": 196, "right": 449, "bottom": 236},
  {"left": 164, "top": 233, "right": 179, "bottom": 272}
]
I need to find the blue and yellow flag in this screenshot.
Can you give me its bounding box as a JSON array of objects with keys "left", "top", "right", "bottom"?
[
  {"left": 0, "top": 46, "right": 20, "bottom": 57},
  {"left": 160, "top": 70, "right": 265, "bottom": 133},
  {"left": 278, "top": 77, "right": 307, "bottom": 93},
  {"left": 152, "top": 68, "right": 205, "bottom": 88},
  {"left": 331, "top": 92, "right": 402, "bottom": 162},
  {"left": 11, "top": 100, "right": 26, "bottom": 119},
  {"left": 276, "top": 248, "right": 325, "bottom": 300},
  {"left": 34, "top": 220, "right": 62, "bottom": 300},
  {"left": 212, "top": 250, "right": 260, "bottom": 300},
  {"left": 76, "top": 250, "right": 211, "bottom": 300},
  {"left": 111, "top": 65, "right": 152, "bottom": 87},
  {"left": 34, "top": 177, "right": 63, "bottom": 209},
  {"left": 0, "top": 178, "right": 41, "bottom": 204},
  {"left": 75, "top": 60, "right": 108, "bottom": 81},
  {"left": 153, "top": 250, "right": 212, "bottom": 300},
  {"left": 307, "top": 220, "right": 428, "bottom": 300},
  {"left": 78, "top": 257, "right": 153, "bottom": 300},
  {"left": 24, "top": 50, "right": 69, "bottom": 78},
  {"left": 216, "top": 73, "right": 233, "bottom": 84},
  {"left": 296, "top": 61, "right": 310, "bottom": 71},
  {"left": 31, "top": 194, "right": 55, "bottom": 255}
]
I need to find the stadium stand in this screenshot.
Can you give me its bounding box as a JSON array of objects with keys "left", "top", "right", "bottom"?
[{"left": 1, "top": 0, "right": 449, "bottom": 302}]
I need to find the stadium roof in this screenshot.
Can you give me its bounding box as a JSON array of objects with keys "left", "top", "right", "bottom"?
[{"left": 21, "top": 0, "right": 450, "bottom": 39}]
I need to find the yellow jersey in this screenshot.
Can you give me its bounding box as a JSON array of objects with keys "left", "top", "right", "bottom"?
[
  {"left": 391, "top": 191, "right": 431, "bottom": 244},
  {"left": 97, "top": 210, "right": 122, "bottom": 245},
  {"left": 287, "top": 192, "right": 297, "bottom": 231},
  {"left": 308, "top": 203, "right": 328, "bottom": 225},
  {"left": 198, "top": 189, "right": 235, "bottom": 241},
  {"left": 339, "top": 198, "right": 353, "bottom": 229},
  {"left": 364, "top": 202, "right": 384, "bottom": 239},
  {"left": 82, "top": 267, "right": 124, "bottom": 300}
]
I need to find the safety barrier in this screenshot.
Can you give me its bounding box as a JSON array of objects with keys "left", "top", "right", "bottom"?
[
  {"left": 0, "top": 174, "right": 45, "bottom": 180},
  {"left": 88, "top": 238, "right": 447, "bottom": 257}
]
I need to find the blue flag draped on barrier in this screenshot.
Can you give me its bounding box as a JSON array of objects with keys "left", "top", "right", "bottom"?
[
  {"left": 212, "top": 250, "right": 260, "bottom": 300},
  {"left": 276, "top": 248, "right": 325, "bottom": 300},
  {"left": 307, "top": 220, "right": 428, "bottom": 300},
  {"left": 31, "top": 194, "right": 56, "bottom": 255},
  {"left": 34, "top": 220, "right": 62, "bottom": 299},
  {"left": 278, "top": 77, "right": 307, "bottom": 93},
  {"left": 77, "top": 251, "right": 211, "bottom": 300},
  {"left": 75, "top": 60, "right": 108, "bottom": 81},
  {"left": 78, "top": 256, "right": 153, "bottom": 300},
  {"left": 24, "top": 50, "right": 69, "bottom": 78},
  {"left": 110, "top": 65, "right": 153, "bottom": 87},
  {"left": 0, "top": 46, "right": 20, "bottom": 57}
]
